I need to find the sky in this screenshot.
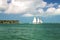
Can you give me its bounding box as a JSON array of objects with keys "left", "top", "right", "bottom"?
[{"left": 0, "top": 0, "right": 60, "bottom": 23}]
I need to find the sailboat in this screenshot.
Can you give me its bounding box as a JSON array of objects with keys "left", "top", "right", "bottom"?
[{"left": 33, "top": 17, "right": 43, "bottom": 24}]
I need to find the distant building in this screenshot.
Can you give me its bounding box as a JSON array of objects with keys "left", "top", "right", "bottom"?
[{"left": 0, "top": 20, "right": 19, "bottom": 24}]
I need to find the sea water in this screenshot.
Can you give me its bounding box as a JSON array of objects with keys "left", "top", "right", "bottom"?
[{"left": 0, "top": 23, "right": 60, "bottom": 40}]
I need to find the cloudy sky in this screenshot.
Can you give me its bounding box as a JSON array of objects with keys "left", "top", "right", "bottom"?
[{"left": 0, "top": 0, "right": 60, "bottom": 23}]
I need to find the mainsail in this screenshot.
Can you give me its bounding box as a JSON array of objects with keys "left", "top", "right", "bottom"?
[
  {"left": 37, "top": 18, "right": 40, "bottom": 24},
  {"left": 33, "top": 17, "right": 37, "bottom": 24}
]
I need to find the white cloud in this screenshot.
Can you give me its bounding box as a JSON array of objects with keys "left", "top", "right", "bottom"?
[
  {"left": 5, "top": 0, "right": 34, "bottom": 14},
  {"left": 38, "top": 7, "right": 60, "bottom": 16},
  {"left": 0, "top": 0, "right": 60, "bottom": 17},
  {"left": 46, "top": 8, "right": 55, "bottom": 16},
  {"left": 35, "top": 1, "right": 47, "bottom": 8},
  {"left": 22, "top": 13, "right": 33, "bottom": 17},
  {"left": 55, "top": 8, "right": 60, "bottom": 15},
  {"left": 38, "top": 9, "right": 45, "bottom": 16},
  {"left": 46, "top": 7, "right": 55, "bottom": 13},
  {"left": 38, "top": 7, "right": 56, "bottom": 16},
  {"left": 58, "top": 5, "right": 60, "bottom": 8},
  {"left": 38, "top": 9, "right": 44, "bottom": 13},
  {"left": 44, "top": 7, "right": 60, "bottom": 16},
  {"left": 0, "top": 0, "right": 8, "bottom": 11},
  {"left": 40, "top": 1, "right": 47, "bottom": 8},
  {"left": 46, "top": 3, "right": 57, "bottom": 8},
  {"left": 5, "top": 0, "right": 47, "bottom": 14}
]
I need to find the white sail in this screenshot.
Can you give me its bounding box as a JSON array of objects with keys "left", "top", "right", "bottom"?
[
  {"left": 39, "top": 19, "right": 43, "bottom": 23},
  {"left": 33, "top": 17, "right": 37, "bottom": 24},
  {"left": 37, "top": 18, "right": 40, "bottom": 24},
  {"left": 37, "top": 18, "right": 43, "bottom": 24}
]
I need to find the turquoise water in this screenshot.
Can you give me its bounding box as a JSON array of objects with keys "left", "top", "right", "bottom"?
[{"left": 0, "top": 23, "right": 60, "bottom": 40}]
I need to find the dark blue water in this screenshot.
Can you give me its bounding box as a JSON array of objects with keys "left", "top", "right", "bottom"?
[{"left": 0, "top": 23, "right": 60, "bottom": 40}]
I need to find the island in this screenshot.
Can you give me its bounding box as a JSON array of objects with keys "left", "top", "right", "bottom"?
[{"left": 0, "top": 20, "right": 19, "bottom": 24}]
